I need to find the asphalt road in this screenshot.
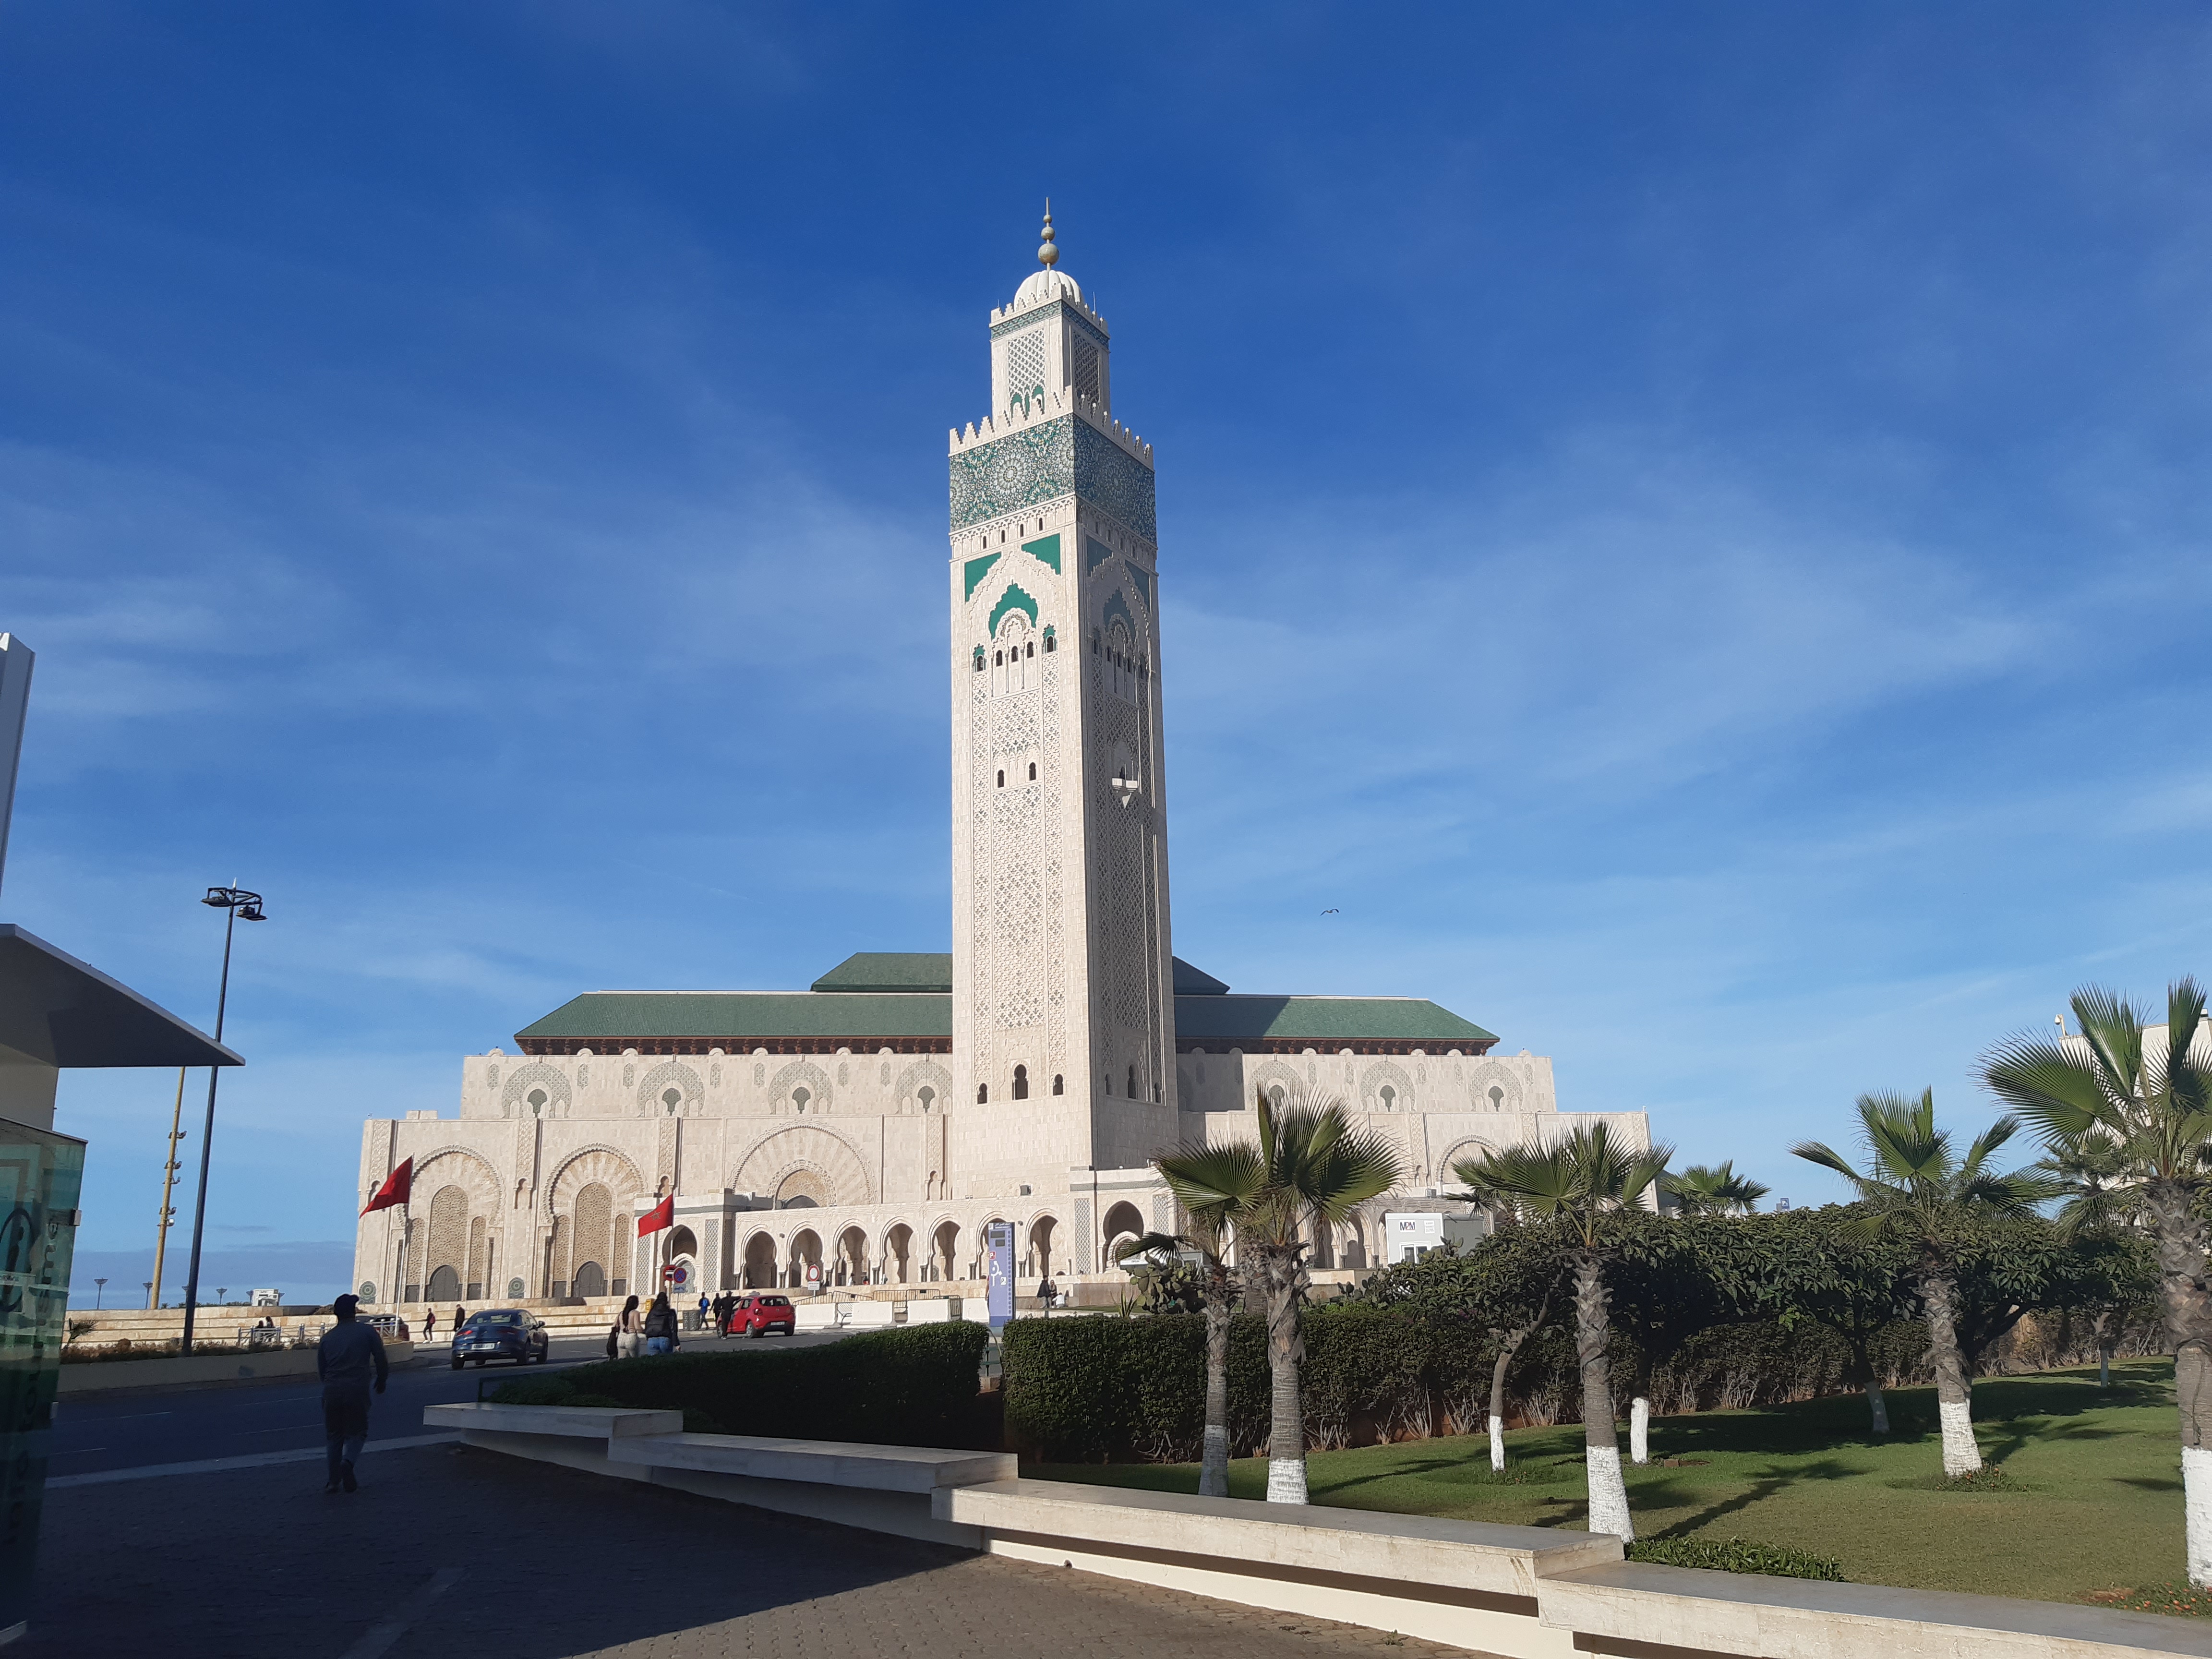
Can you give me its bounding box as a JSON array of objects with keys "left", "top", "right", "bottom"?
[{"left": 47, "top": 1327, "right": 853, "bottom": 1477}]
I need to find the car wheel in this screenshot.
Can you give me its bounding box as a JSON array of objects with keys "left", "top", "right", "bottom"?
[{"left": 450, "top": 1358, "right": 463, "bottom": 1370}]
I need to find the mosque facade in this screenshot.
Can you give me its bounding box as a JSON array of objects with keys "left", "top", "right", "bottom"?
[{"left": 351, "top": 219, "right": 1652, "bottom": 1308}]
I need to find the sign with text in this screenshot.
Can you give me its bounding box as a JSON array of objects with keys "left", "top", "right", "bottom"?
[{"left": 985, "top": 1220, "right": 1015, "bottom": 1329}]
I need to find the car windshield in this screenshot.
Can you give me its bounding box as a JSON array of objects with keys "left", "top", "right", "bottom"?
[{"left": 466, "top": 1312, "right": 523, "bottom": 1328}]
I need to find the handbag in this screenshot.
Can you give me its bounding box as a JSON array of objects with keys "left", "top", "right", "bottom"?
[{"left": 605, "top": 1322, "right": 619, "bottom": 1359}]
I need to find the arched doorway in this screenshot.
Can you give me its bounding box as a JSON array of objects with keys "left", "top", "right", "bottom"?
[
  {"left": 661, "top": 1224, "right": 698, "bottom": 1299},
  {"left": 572, "top": 1261, "right": 607, "bottom": 1298},
  {"left": 884, "top": 1223, "right": 913, "bottom": 1283},
  {"left": 787, "top": 1228, "right": 822, "bottom": 1291},
  {"left": 1025, "top": 1215, "right": 1057, "bottom": 1277},
  {"left": 1102, "top": 1201, "right": 1144, "bottom": 1271},
  {"left": 743, "top": 1231, "right": 777, "bottom": 1289},
  {"left": 930, "top": 1220, "right": 959, "bottom": 1282},
  {"left": 426, "top": 1264, "right": 461, "bottom": 1302},
  {"left": 836, "top": 1226, "right": 869, "bottom": 1286}
]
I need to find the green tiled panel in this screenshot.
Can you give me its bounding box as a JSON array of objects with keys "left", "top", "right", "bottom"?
[
  {"left": 1022, "top": 533, "right": 1062, "bottom": 574},
  {"left": 989, "top": 583, "right": 1038, "bottom": 636},
  {"left": 962, "top": 552, "right": 1001, "bottom": 600}
]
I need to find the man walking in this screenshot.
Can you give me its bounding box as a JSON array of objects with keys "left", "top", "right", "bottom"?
[{"left": 318, "top": 1293, "right": 388, "bottom": 1493}]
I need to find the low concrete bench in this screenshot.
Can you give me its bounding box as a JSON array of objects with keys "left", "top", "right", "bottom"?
[
  {"left": 1540, "top": 1559, "right": 2212, "bottom": 1659},
  {"left": 423, "top": 1402, "right": 1010, "bottom": 1546},
  {"left": 434, "top": 1405, "right": 2212, "bottom": 1659},
  {"left": 793, "top": 1300, "right": 897, "bottom": 1332},
  {"left": 938, "top": 1478, "right": 1618, "bottom": 1656}
]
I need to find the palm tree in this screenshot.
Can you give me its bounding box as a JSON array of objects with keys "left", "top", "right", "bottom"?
[
  {"left": 1791, "top": 1090, "right": 2052, "bottom": 1479},
  {"left": 1983, "top": 981, "right": 2212, "bottom": 1583},
  {"left": 1157, "top": 1089, "right": 1400, "bottom": 1505},
  {"left": 2032, "top": 1128, "right": 2141, "bottom": 1390},
  {"left": 1454, "top": 1121, "right": 1673, "bottom": 1542},
  {"left": 1662, "top": 1161, "right": 1771, "bottom": 1216},
  {"left": 1116, "top": 1181, "right": 1254, "bottom": 1498}
]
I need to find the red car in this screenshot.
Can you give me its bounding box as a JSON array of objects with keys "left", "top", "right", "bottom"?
[{"left": 731, "top": 1294, "right": 795, "bottom": 1338}]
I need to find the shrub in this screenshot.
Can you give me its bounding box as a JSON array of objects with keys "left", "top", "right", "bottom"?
[
  {"left": 488, "top": 1322, "right": 992, "bottom": 1449},
  {"left": 1627, "top": 1536, "right": 1845, "bottom": 1581}
]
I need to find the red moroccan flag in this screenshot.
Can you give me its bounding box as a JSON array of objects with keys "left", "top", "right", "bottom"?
[
  {"left": 361, "top": 1157, "right": 412, "bottom": 1215},
  {"left": 638, "top": 1194, "right": 674, "bottom": 1236}
]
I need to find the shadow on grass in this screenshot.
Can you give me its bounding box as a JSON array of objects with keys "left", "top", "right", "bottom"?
[{"left": 1647, "top": 1457, "right": 1860, "bottom": 1540}]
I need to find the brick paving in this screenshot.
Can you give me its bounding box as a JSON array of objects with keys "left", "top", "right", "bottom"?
[{"left": 23, "top": 1444, "right": 1471, "bottom": 1658}]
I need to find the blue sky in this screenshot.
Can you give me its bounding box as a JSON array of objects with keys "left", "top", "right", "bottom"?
[{"left": 9, "top": 5, "right": 2212, "bottom": 1304}]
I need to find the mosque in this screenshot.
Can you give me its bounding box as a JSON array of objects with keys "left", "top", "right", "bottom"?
[{"left": 350, "top": 216, "right": 1652, "bottom": 1308}]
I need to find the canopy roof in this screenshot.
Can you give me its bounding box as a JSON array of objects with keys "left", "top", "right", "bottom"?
[{"left": 0, "top": 924, "right": 240, "bottom": 1070}]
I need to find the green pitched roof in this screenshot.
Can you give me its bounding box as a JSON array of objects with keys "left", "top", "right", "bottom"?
[
  {"left": 517, "top": 990, "right": 951, "bottom": 1043},
  {"left": 516, "top": 987, "right": 1495, "bottom": 1048},
  {"left": 1170, "top": 996, "right": 1497, "bottom": 1046},
  {"left": 811, "top": 953, "right": 952, "bottom": 994}
]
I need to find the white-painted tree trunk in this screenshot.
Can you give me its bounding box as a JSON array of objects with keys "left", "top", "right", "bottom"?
[
  {"left": 1937, "top": 1399, "right": 1981, "bottom": 1478},
  {"left": 1585, "top": 1443, "right": 1633, "bottom": 1541},
  {"left": 1629, "top": 1397, "right": 1650, "bottom": 1465},
  {"left": 1200, "top": 1425, "right": 1229, "bottom": 1498},
  {"left": 2186, "top": 1445, "right": 2212, "bottom": 1587},
  {"left": 1864, "top": 1380, "right": 1889, "bottom": 1435},
  {"left": 1488, "top": 1414, "right": 1506, "bottom": 1471},
  {"left": 1267, "top": 1457, "right": 1309, "bottom": 1504}
]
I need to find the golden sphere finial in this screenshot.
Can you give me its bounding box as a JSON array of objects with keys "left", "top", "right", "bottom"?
[{"left": 1037, "top": 199, "right": 1059, "bottom": 268}]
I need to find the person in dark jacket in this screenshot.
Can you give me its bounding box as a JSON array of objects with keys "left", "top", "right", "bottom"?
[
  {"left": 317, "top": 1294, "right": 388, "bottom": 1493},
  {"left": 642, "top": 1292, "right": 680, "bottom": 1356}
]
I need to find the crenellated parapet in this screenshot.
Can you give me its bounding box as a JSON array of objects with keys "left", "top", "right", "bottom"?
[{"left": 948, "top": 386, "right": 1152, "bottom": 469}]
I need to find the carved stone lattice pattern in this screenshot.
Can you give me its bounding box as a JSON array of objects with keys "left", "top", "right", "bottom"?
[
  {"left": 545, "top": 1146, "right": 644, "bottom": 1217},
  {"left": 732, "top": 1125, "right": 873, "bottom": 1208},
  {"left": 424, "top": 1185, "right": 469, "bottom": 1294},
  {"left": 1005, "top": 328, "right": 1046, "bottom": 413},
  {"left": 1467, "top": 1059, "right": 1525, "bottom": 1111},
  {"left": 1246, "top": 1058, "right": 1303, "bottom": 1109},
  {"left": 636, "top": 1058, "right": 704, "bottom": 1117},
  {"left": 1360, "top": 1058, "right": 1416, "bottom": 1113},
  {"left": 499, "top": 1061, "right": 572, "bottom": 1120},
  {"left": 988, "top": 692, "right": 1044, "bottom": 1032},
  {"left": 571, "top": 1183, "right": 612, "bottom": 1290},
  {"left": 766, "top": 1058, "right": 833, "bottom": 1115},
  {"left": 891, "top": 1058, "right": 953, "bottom": 1114}
]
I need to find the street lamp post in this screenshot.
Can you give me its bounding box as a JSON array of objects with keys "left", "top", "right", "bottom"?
[
  {"left": 93, "top": 1278, "right": 106, "bottom": 1309},
  {"left": 178, "top": 884, "right": 265, "bottom": 1354}
]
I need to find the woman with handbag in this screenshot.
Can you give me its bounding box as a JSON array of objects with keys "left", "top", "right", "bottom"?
[{"left": 613, "top": 1293, "right": 644, "bottom": 1359}]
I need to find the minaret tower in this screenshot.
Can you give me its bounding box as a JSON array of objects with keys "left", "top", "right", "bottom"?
[{"left": 947, "top": 209, "right": 1177, "bottom": 1219}]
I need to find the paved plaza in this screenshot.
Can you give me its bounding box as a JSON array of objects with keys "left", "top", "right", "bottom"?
[{"left": 27, "top": 1442, "right": 1469, "bottom": 1659}]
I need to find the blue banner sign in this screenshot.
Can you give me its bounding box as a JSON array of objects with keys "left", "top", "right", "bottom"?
[{"left": 985, "top": 1220, "right": 1015, "bottom": 1329}]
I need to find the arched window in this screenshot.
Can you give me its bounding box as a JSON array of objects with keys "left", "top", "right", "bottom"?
[
  {"left": 973, "top": 647, "right": 985, "bottom": 673},
  {"left": 996, "top": 769, "right": 1005, "bottom": 788},
  {"left": 526, "top": 1088, "right": 547, "bottom": 1118},
  {"left": 1025, "top": 641, "right": 1034, "bottom": 658},
  {"left": 976, "top": 1083, "right": 989, "bottom": 1104},
  {"left": 1051, "top": 1073, "right": 1064, "bottom": 1095},
  {"left": 662, "top": 1086, "right": 682, "bottom": 1116},
  {"left": 1127, "top": 1064, "right": 1139, "bottom": 1099},
  {"left": 1488, "top": 1085, "right": 1504, "bottom": 1109},
  {"left": 1027, "top": 761, "right": 1036, "bottom": 781},
  {"left": 1379, "top": 1084, "right": 1396, "bottom": 1112},
  {"left": 792, "top": 1086, "right": 811, "bottom": 1114},
  {"left": 1091, "top": 627, "right": 1101, "bottom": 655},
  {"left": 917, "top": 1085, "right": 936, "bottom": 1113},
  {"left": 1013, "top": 1065, "right": 1029, "bottom": 1100},
  {"left": 995, "top": 649, "right": 1004, "bottom": 665},
  {"left": 1044, "top": 626, "right": 1057, "bottom": 652}
]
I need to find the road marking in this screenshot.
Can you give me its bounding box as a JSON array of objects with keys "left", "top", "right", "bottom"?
[
  {"left": 339, "top": 1566, "right": 463, "bottom": 1659},
  {"left": 47, "top": 1432, "right": 458, "bottom": 1489}
]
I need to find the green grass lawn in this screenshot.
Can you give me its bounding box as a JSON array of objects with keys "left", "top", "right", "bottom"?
[{"left": 1026, "top": 1360, "right": 2190, "bottom": 1607}]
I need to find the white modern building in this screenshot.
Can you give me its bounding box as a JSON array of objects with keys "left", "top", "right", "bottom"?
[{"left": 352, "top": 216, "right": 1652, "bottom": 1308}]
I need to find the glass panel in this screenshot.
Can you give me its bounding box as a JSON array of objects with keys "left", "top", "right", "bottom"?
[{"left": 0, "top": 1119, "right": 84, "bottom": 1635}]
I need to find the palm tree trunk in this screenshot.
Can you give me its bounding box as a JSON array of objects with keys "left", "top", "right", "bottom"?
[
  {"left": 2092, "top": 1307, "right": 2115, "bottom": 1390},
  {"left": 1200, "top": 1263, "right": 1233, "bottom": 1499},
  {"left": 2143, "top": 1182, "right": 2212, "bottom": 1586},
  {"left": 1919, "top": 1268, "right": 1982, "bottom": 1477},
  {"left": 1262, "top": 1245, "right": 1307, "bottom": 1503},
  {"left": 1572, "top": 1253, "right": 1632, "bottom": 1540}
]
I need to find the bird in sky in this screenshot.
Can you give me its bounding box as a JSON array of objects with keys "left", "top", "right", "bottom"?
[{"left": 1321, "top": 908, "right": 1339, "bottom": 915}]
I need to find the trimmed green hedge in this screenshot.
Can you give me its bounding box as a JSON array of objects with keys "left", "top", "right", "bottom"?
[
  {"left": 1627, "top": 1536, "right": 1845, "bottom": 1581},
  {"left": 490, "top": 1322, "right": 994, "bottom": 1449},
  {"left": 1004, "top": 1305, "right": 1944, "bottom": 1464}
]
